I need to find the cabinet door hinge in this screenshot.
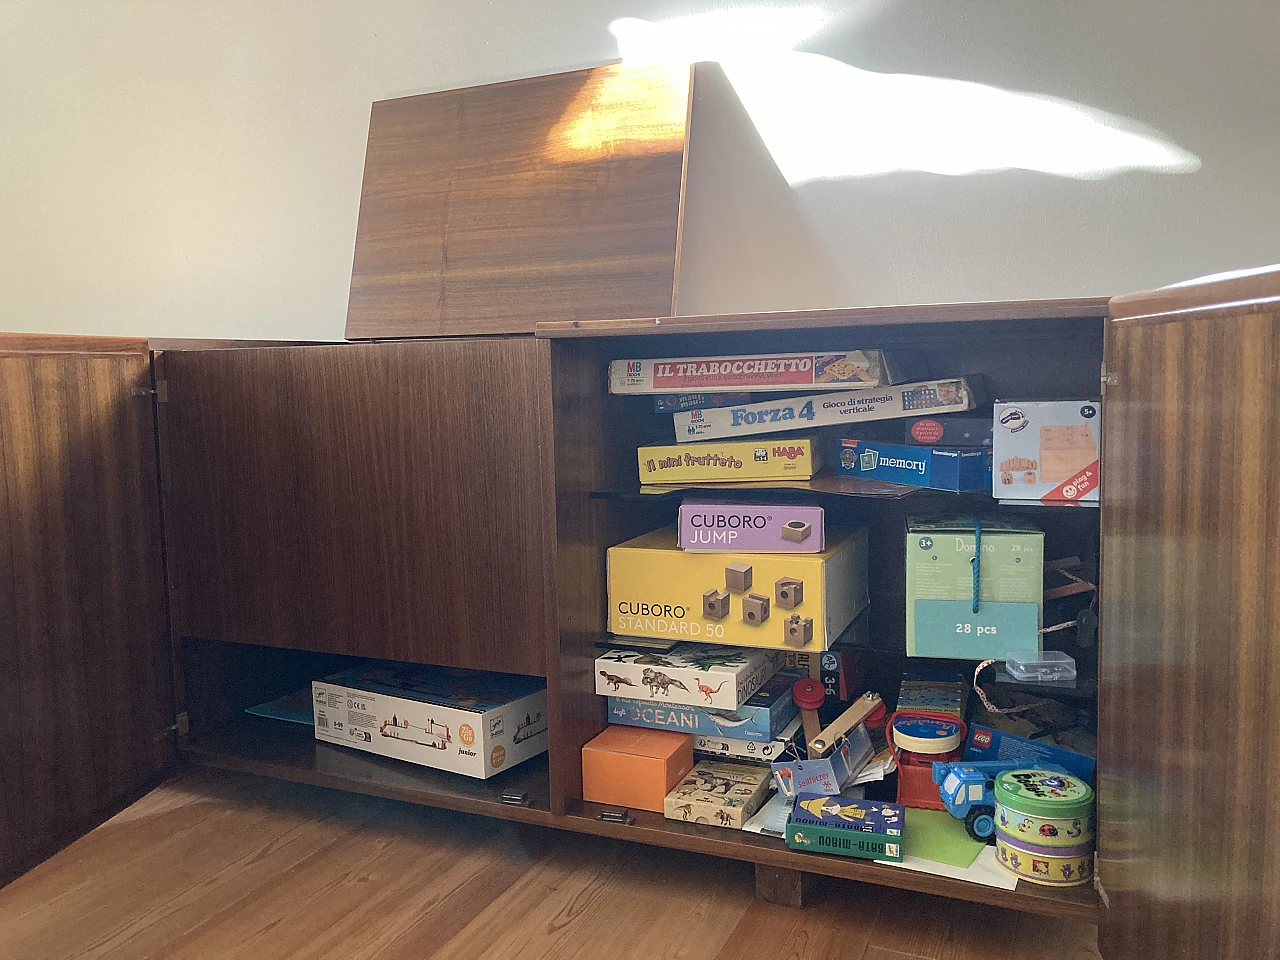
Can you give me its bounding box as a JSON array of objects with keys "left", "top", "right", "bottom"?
[
  {"left": 153, "top": 711, "right": 190, "bottom": 743},
  {"left": 1100, "top": 362, "right": 1117, "bottom": 396},
  {"left": 131, "top": 380, "right": 169, "bottom": 402}
]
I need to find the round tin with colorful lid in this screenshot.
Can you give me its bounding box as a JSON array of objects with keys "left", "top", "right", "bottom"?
[
  {"left": 995, "top": 832, "right": 1093, "bottom": 887},
  {"left": 890, "top": 716, "right": 964, "bottom": 755},
  {"left": 994, "top": 769, "right": 1095, "bottom": 848}
]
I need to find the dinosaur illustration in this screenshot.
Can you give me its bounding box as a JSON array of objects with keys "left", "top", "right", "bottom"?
[
  {"left": 691, "top": 769, "right": 736, "bottom": 794},
  {"left": 642, "top": 668, "right": 690, "bottom": 698},
  {"left": 675, "top": 803, "right": 693, "bottom": 821},
  {"left": 696, "top": 678, "right": 727, "bottom": 702},
  {"left": 598, "top": 670, "right": 636, "bottom": 692},
  {"left": 599, "top": 651, "right": 635, "bottom": 663},
  {"left": 632, "top": 654, "right": 676, "bottom": 667},
  {"left": 716, "top": 810, "right": 734, "bottom": 826},
  {"left": 682, "top": 651, "right": 746, "bottom": 670}
]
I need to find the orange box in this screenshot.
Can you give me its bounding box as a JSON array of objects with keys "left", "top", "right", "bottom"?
[{"left": 581, "top": 725, "right": 694, "bottom": 813}]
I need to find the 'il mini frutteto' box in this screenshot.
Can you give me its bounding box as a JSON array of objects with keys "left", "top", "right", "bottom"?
[
  {"left": 313, "top": 664, "right": 547, "bottom": 779},
  {"left": 905, "top": 517, "right": 1043, "bottom": 660},
  {"left": 672, "top": 377, "right": 984, "bottom": 443},
  {"left": 581, "top": 725, "right": 694, "bottom": 813},
  {"left": 992, "top": 400, "right": 1101, "bottom": 505},
  {"left": 608, "top": 527, "right": 868, "bottom": 651},
  {"left": 663, "top": 760, "right": 773, "bottom": 828},
  {"left": 594, "top": 643, "right": 781, "bottom": 711},
  {"left": 678, "top": 500, "right": 825, "bottom": 553},
  {"left": 836, "top": 439, "right": 993, "bottom": 492},
  {"left": 785, "top": 793, "right": 905, "bottom": 862},
  {"left": 638, "top": 438, "right": 820, "bottom": 484},
  {"left": 609, "top": 669, "right": 802, "bottom": 742}
]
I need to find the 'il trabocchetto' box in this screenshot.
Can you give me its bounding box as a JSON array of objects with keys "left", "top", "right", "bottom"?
[
  {"left": 313, "top": 664, "right": 547, "bottom": 779},
  {"left": 836, "top": 439, "right": 993, "bottom": 492},
  {"left": 610, "top": 350, "right": 925, "bottom": 394},
  {"left": 905, "top": 517, "right": 1043, "bottom": 660},
  {"left": 594, "top": 643, "right": 781, "bottom": 711},
  {"left": 992, "top": 400, "right": 1100, "bottom": 505},
  {"left": 672, "top": 377, "right": 984, "bottom": 443},
  {"left": 608, "top": 526, "right": 868, "bottom": 651},
  {"left": 638, "top": 438, "right": 820, "bottom": 483},
  {"left": 608, "top": 670, "right": 803, "bottom": 743},
  {"left": 678, "top": 500, "right": 825, "bottom": 552}
]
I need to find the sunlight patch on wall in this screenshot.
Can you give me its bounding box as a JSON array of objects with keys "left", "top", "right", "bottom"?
[{"left": 610, "top": 8, "right": 1201, "bottom": 185}]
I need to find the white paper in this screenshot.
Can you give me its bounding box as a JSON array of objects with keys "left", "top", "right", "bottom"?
[{"left": 875, "top": 845, "right": 1018, "bottom": 891}]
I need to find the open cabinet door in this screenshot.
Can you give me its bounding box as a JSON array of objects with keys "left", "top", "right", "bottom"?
[
  {"left": 1098, "top": 267, "right": 1280, "bottom": 959},
  {"left": 0, "top": 335, "right": 172, "bottom": 886}
]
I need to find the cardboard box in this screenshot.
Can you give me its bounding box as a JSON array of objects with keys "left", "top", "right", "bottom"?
[
  {"left": 678, "top": 500, "right": 825, "bottom": 553},
  {"left": 785, "top": 793, "right": 905, "bottom": 862},
  {"left": 694, "top": 713, "right": 802, "bottom": 763},
  {"left": 608, "top": 670, "right": 803, "bottom": 743},
  {"left": 993, "top": 400, "right": 1101, "bottom": 504},
  {"left": 581, "top": 725, "right": 694, "bottom": 813},
  {"left": 594, "top": 643, "right": 782, "bottom": 710},
  {"left": 653, "top": 392, "right": 753, "bottom": 413},
  {"left": 896, "top": 668, "right": 969, "bottom": 719},
  {"left": 611, "top": 351, "right": 925, "bottom": 395},
  {"left": 638, "top": 438, "right": 820, "bottom": 483},
  {"left": 966, "top": 725, "right": 1095, "bottom": 784},
  {"left": 312, "top": 665, "right": 547, "bottom": 779},
  {"left": 664, "top": 760, "right": 773, "bottom": 828},
  {"left": 608, "top": 527, "right": 868, "bottom": 651},
  {"left": 672, "top": 378, "right": 984, "bottom": 443},
  {"left": 904, "top": 414, "right": 993, "bottom": 447},
  {"left": 905, "top": 517, "right": 1043, "bottom": 659},
  {"left": 836, "top": 439, "right": 993, "bottom": 492},
  {"left": 772, "top": 723, "right": 873, "bottom": 798}
]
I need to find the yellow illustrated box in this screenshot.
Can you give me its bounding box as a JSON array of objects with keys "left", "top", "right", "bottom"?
[
  {"left": 638, "top": 438, "right": 820, "bottom": 484},
  {"left": 607, "top": 526, "right": 868, "bottom": 652}
]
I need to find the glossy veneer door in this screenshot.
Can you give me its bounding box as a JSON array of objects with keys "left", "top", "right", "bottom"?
[
  {"left": 0, "top": 336, "right": 171, "bottom": 884},
  {"left": 1098, "top": 268, "right": 1280, "bottom": 960},
  {"left": 157, "top": 338, "right": 556, "bottom": 676}
]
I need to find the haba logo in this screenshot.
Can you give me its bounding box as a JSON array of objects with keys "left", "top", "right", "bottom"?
[
  {"left": 459, "top": 723, "right": 476, "bottom": 746},
  {"left": 490, "top": 745, "right": 506, "bottom": 769},
  {"left": 627, "top": 361, "right": 643, "bottom": 374},
  {"left": 973, "top": 730, "right": 993, "bottom": 748},
  {"left": 771, "top": 445, "right": 805, "bottom": 461},
  {"left": 489, "top": 715, "right": 504, "bottom": 738}
]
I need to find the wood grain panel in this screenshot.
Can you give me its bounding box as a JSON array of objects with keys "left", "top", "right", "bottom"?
[
  {"left": 345, "top": 64, "right": 692, "bottom": 339},
  {"left": 0, "top": 341, "right": 170, "bottom": 884},
  {"left": 157, "top": 339, "right": 556, "bottom": 676},
  {"left": 1098, "top": 286, "right": 1280, "bottom": 958},
  {"left": 1109, "top": 263, "right": 1280, "bottom": 322}
]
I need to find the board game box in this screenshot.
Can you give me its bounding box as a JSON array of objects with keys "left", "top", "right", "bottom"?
[
  {"left": 653, "top": 392, "right": 753, "bottom": 413},
  {"left": 785, "top": 793, "right": 905, "bottom": 861},
  {"left": 594, "top": 643, "right": 782, "bottom": 710},
  {"left": 638, "top": 438, "right": 820, "bottom": 483},
  {"left": 694, "top": 713, "right": 802, "bottom": 763},
  {"left": 678, "top": 500, "right": 825, "bottom": 553},
  {"left": 608, "top": 670, "right": 803, "bottom": 743},
  {"left": 663, "top": 760, "right": 773, "bottom": 828},
  {"left": 993, "top": 400, "right": 1101, "bottom": 505},
  {"left": 836, "top": 439, "right": 993, "bottom": 492},
  {"left": 610, "top": 351, "right": 925, "bottom": 395}
]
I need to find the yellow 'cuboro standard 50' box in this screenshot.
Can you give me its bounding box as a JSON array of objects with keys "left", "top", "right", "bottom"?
[
  {"left": 608, "top": 527, "right": 868, "bottom": 651},
  {"left": 638, "top": 438, "right": 820, "bottom": 484}
]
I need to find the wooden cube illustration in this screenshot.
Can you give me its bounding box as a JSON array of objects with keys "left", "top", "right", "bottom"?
[
  {"left": 725, "top": 561, "right": 753, "bottom": 593},
  {"left": 785, "top": 615, "right": 814, "bottom": 647},
  {"left": 742, "top": 593, "right": 770, "bottom": 624},
  {"left": 775, "top": 577, "right": 803, "bottom": 609},
  {"left": 703, "top": 588, "right": 729, "bottom": 619},
  {"left": 781, "top": 520, "right": 812, "bottom": 543}
]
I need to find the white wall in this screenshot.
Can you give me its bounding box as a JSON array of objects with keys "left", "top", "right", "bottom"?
[{"left": 2, "top": 1, "right": 1277, "bottom": 339}]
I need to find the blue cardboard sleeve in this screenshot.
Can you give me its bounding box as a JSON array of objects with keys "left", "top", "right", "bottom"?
[
  {"left": 608, "top": 670, "right": 801, "bottom": 742},
  {"left": 836, "top": 439, "right": 993, "bottom": 492},
  {"left": 965, "top": 725, "right": 1096, "bottom": 784}
]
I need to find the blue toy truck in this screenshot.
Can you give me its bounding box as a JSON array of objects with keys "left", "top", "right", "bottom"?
[{"left": 932, "top": 760, "right": 1068, "bottom": 843}]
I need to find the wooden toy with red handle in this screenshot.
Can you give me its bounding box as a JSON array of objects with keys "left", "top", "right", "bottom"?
[{"left": 791, "top": 677, "right": 825, "bottom": 758}]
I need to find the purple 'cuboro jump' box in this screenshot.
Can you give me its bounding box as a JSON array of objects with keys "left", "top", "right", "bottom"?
[{"left": 678, "top": 499, "right": 825, "bottom": 553}]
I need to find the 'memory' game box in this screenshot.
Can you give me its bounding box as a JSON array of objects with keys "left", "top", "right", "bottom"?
[{"left": 313, "top": 664, "right": 547, "bottom": 779}]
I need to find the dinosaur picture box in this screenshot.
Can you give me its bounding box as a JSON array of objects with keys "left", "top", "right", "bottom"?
[
  {"left": 595, "top": 643, "right": 783, "bottom": 711},
  {"left": 663, "top": 760, "right": 773, "bottom": 829}
]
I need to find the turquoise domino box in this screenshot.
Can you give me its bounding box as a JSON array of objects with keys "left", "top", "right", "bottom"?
[{"left": 905, "top": 517, "right": 1043, "bottom": 660}]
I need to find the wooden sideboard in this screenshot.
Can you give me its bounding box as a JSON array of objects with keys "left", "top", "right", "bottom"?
[{"left": 4, "top": 276, "right": 1279, "bottom": 960}]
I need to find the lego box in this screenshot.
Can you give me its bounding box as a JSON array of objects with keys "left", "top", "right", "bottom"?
[
  {"left": 664, "top": 760, "right": 773, "bottom": 828},
  {"left": 594, "top": 643, "right": 782, "bottom": 710},
  {"left": 678, "top": 500, "right": 825, "bottom": 553},
  {"left": 836, "top": 439, "right": 993, "bottom": 492},
  {"left": 905, "top": 517, "right": 1043, "bottom": 660},
  {"left": 609, "top": 670, "right": 803, "bottom": 743},
  {"left": 608, "top": 526, "right": 868, "bottom": 651},
  {"left": 993, "top": 400, "right": 1100, "bottom": 505},
  {"left": 639, "top": 438, "right": 820, "bottom": 484},
  {"left": 610, "top": 350, "right": 925, "bottom": 395},
  {"left": 786, "top": 793, "right": 905, "bottom": 862},
  {"left": 313, "top": 664, "right": 547, "bottom": 779},
  {"left": 672, "top": 378, "right": 984, "bottom": 443}
]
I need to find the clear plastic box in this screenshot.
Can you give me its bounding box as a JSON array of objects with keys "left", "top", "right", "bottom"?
[{"left": 1005, "top": 651, "right": 1077, "bottom": 683}]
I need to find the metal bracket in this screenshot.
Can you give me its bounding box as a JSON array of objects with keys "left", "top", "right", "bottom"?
[
  {"left": 500, "top": 790, "right": 531, "bottom": 807},
  {"left": 152, "top": 711, "right": 190, "bottom": 743},
  {"left": 597, "top": 808, "right": 635, "bottom": 825},
  {"left": 1100, "top": 362, "right": 1117, "bottom": 395},
  {"left": 131, "top": 380, "right": 169, "bottom": 402}
]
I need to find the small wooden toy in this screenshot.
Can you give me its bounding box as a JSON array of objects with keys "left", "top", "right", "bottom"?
[
  {"left": 784, "top": 614, "right": 813, "bottom": 647},
  {"left": 742, "top": 593, "right": 770, "bottom": 623},
  {"left": 775, "top": 577, "right": 803, "bottom": 608},
  {"left": 703, "top": 588, "right": 729, "bottom": 619},
  {"left": 887, "top": 710, "right": 966, "bottom": 811},
  {"left": 792, "top": 677, "right": 825, "bottom": 750},
  {"left": 725, "top": 561, "right": 753, "bottom": 593}
]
